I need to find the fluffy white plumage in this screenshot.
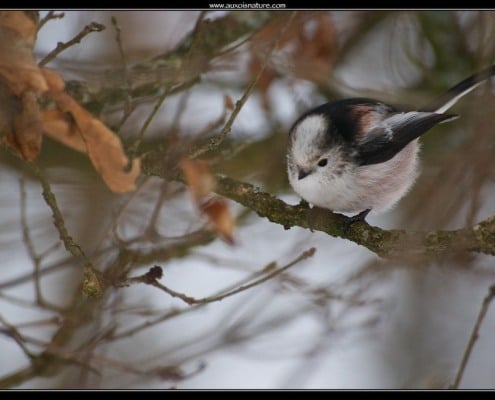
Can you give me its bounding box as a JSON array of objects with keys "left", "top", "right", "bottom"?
[
  {"left": 287, "top": 114, "right": 419, "bottom": 213},
  {"left": 286, "top": 64, "right": 495, "bottom": 218}
]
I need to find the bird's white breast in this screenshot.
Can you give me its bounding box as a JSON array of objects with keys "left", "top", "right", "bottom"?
[{"left": 288, "top": 140, "right": 420, "bottom": 214}]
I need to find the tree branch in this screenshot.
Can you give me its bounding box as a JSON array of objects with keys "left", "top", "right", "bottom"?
[
  {"left": 25, "top": 163, "right": 104, "bottom": 297},
  {"left": 214, "top": 175, "right": 495, "bottom": 258},
  {"left": 141, "top": 154, "right": 495, "bottom": 258}
]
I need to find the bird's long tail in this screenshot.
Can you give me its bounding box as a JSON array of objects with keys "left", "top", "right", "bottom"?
[{"left": 421, "top": 64, "right": 495, "bottom": 114}]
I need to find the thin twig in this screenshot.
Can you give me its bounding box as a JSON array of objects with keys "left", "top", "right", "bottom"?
[
  {"left": 168, "top": 90, "right": 192, "bottom": 142},
  {"left": 127, "top": 86, "right": 172, "bottom": 159},
  {"left": 190, "top": 247, "right": 315, "bottom": 304},
  {"left": 111, "top": 16, "right": 127, "bottom": 71},
  {"left": 8, "top": 317, "right": 60, "bottom": 330},
  {"left": 189, "top": 11, "right": 298, "bottom": 159},
  {"left": 0, "top": 366, "right": 36, "bottom": 389},
  {"left": 109, "top": 306, "right": 194, "bottom": 340},
  {"left": 27, "top": 164, "right": 87, "bottom": 260},
  {"left": 110, "top": 15, "right": 135, "bottom": 132},
  {"left": 3, "top": 328, "right": 201, "bottom": 383},
  {"left": 0, "top": 255, "right": 73, "bottom": 291},
  {"left": 0, "top": 291, "right": 43, "bottom": 308},
  {"left": 94, "top": 176, "right": 153, "bottom": 255},
  {"left": 450, "top": 284, "right": 495, "bottom": 389},
  {"left": 0, "top": 315, "right": 35, "bottom": 360},
  {"left": 19, "top": 176, "right": 44, "bottom": 304},
  {"left": 37, "top": 11, "right": 65, "bottom": 31},
  {"left": 19, "top": 176, "right": 61, "bottom": 310},
  {"left": 24, "top": 164, "right": 103, "bottom": 297},
  {"left": 38, "top": 21, "right": 106, "bottom": 67},
  {"left": 109, "top": 249, "right": 315, "bottom": 340},
  {"left": 143, "top": 182, "right": 172, "bottom": 238},
  {"left": 126, "top": 12, "right": 207, "bottom": 159},
  {"left": 118, "top": 247, "right": 316, "bottom": 305}
]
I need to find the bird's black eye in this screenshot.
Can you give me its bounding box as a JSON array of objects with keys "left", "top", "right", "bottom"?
[{"left": 317, "top": 158, "right": 328, "bottom": 167}]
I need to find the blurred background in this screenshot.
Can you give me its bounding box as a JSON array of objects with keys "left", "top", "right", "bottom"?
[{"left": 1, "top": 10, "right": 495, "bottom": 389}]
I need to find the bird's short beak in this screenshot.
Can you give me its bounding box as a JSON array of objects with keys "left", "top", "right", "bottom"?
[{"left": 298, "top": 169, "right": 312, "bottom": 180}]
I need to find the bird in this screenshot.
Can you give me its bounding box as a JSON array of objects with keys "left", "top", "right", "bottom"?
[{"left": 287, "top": 64, "right": 495, "bottom": 223}]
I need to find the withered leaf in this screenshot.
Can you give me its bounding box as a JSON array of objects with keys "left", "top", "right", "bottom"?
[
  {"left": 47, "top": 90, "right": 140, "bottom": 193},
  {"left": 180, "top": 158, "right": 216, "bottom": 202},
  {"left": 41, "top": 109, "right": 87, "bottom": 153},
  {"left": 0, "top": 11, "right": 140, "bottom": 192},
  {"left": 12, "top": 91, "right": 43, "bottom": 161},
  {"left": 201, "top": 198, "right": 235, "bottom": 245},
  {"left": 0, "top": 11, "right": 47, "bottom": 95},
  {"left": 0, "top": 12, "right": 48, "bottom": 160},
  {"left": 180, "top": 158, "right": 235, "bottom": 244}
]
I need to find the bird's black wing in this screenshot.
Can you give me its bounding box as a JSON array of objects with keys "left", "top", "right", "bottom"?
[{"left": 356, "top": 111, "right": 457, "bottom": 166}]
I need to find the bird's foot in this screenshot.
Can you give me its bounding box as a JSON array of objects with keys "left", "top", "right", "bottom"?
[{"left": 343, "top": 209, "right": 371, "bottom": 233}]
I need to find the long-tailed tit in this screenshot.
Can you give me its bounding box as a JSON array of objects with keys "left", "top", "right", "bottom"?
[{"left": 287, "top": 65, "right": 495, "bottom": 222}]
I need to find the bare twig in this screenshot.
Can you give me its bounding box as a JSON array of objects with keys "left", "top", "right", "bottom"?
[
  {"left": 37, "top": 11, "right": 65, "bottom": 31},
  {"left": 127, "top": 12, "right": 207, "bottom": 159},
  {"left": 2, "top": 327, "right": 203, "bottom": 385},
  {"left": 109, "top": 249, "right": 314, "bottom": 341},
  {"left": 0, "top": 366, "right": 37, "bottom": 389},
  {"left": 25, "top": 164, "right": 104, "bottom": 297},
  {"left": 450, "top": 284, "right": 495, "bottom": 389},
  {"left": 0, "top": 315, "right": 35, "bottom": 360},
  {"left": 19, "top": 176, "right": 43, "bottom": 304},
  {"left": 110, "top": 15, "right": 136, "bottom": 132},
  {"left": 109, "top": 306, "right": 192, "bottom": 340},
  {"left": 190, "top": 12, "right": 298, "bottom": 159},
  {"left": 9, "top": 317, "right": 60, "bottom": 329},
  {"left": 0, "top": 255, "right": 73, "bottom": 291},
  {"left": 111, "top": 16, "right": 127, "bottom": 71},
  {"left": 189, "top": 247, "right": 315, "bottom": 305},
  {"left": 19, "top": 176, "right": 61, "bottom": 310},
  {"left": 38, "top": 21, "right": 106, "bottom": 67},
  {"left": 94, "top": 176, "right": 154, "bottom": 255},
  {"left": 116, "top": 247, "right": 316, "bottom": 305},
  {"left": 27, "top": 164, "right": 87, "bottom": 260},
  {"left": 127, "top": 86, "right": 173, "bottom": 159}
]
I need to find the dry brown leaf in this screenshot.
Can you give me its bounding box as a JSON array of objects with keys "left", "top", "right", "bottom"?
[
  {"left": 0, "top": 12, "right": 48, "bottom": 160},
  {"left": 180, "top": 158, "right": 235, "bottom": 244},
  {"left": 201, "top": 198, "right": 235, "bottom": 245},
  {"left": 2, "top": 90, "right": 43, "bottom": 161},
  {"left": 48, "top": 90, "right": 140, "bottom": 193},
  {"left": 41, "top": 109, "right": 87, "bottom": 153},
  {"left": 41, "top": 68, "right": 65, "bottom": 92},
  {"left": 0, "top": 11, "right": 139, "bottom": 192},
  {"left": 224, "top": 94, "right": 235, "bottom": 111},
  {"left": 179, "top": 158, "right": 216, "bottom": 201},
  {"left": 0, "top": 11, "right": 47, "bottom": 95},
  {"left": 39, "top": 68, "right": 139, "bottom": 193},
  {"left": 0, "top": 15, "right": 67, "bottom": 161},
  {"left": 11, "top": 91, "right": 43, "bottom": 160},
  {"left": 0, "top": 80, "right": 21, "bottom": 142}
]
